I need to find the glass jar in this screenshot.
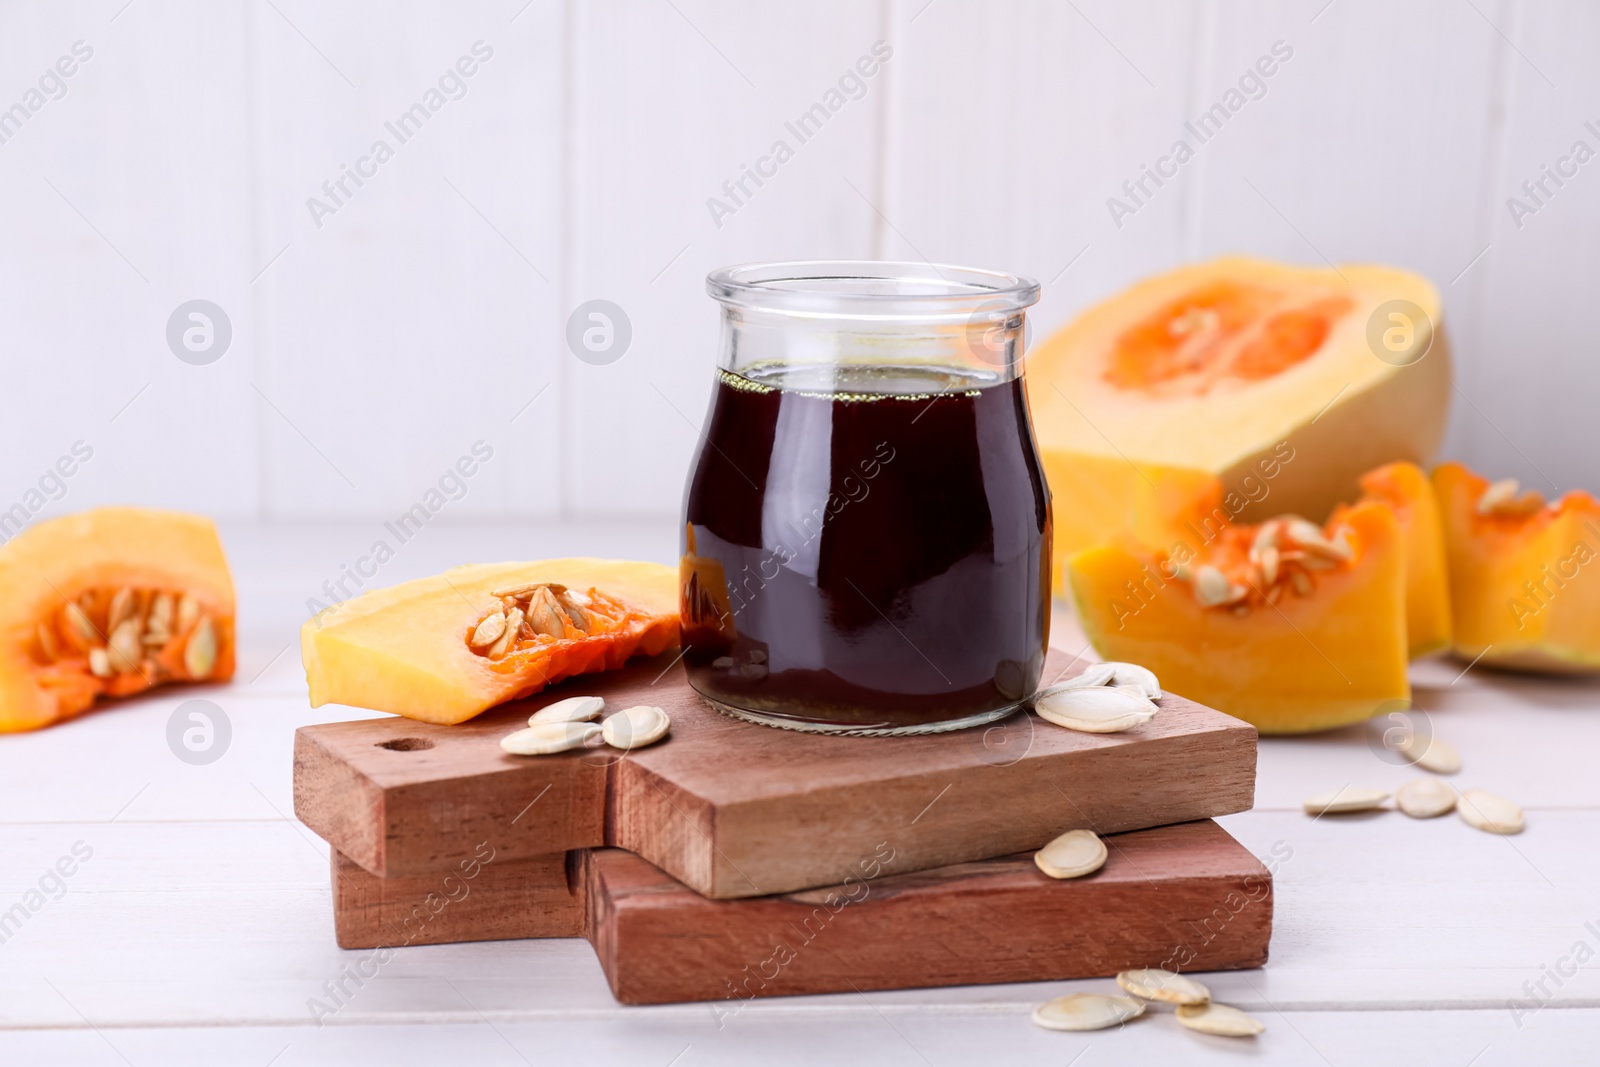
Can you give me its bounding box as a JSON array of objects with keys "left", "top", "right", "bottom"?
[{"left": 679, "top": 261, "right": 1050, "bottom": 735}]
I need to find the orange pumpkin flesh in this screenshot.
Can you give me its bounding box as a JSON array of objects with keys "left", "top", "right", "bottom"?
[
  {"left": 1433, "top": 462, "right": 1600, "bottom": 673},
  {"left": 301, "top": 559, "right": 678, "bottom": 724},
  {"left": 1068, "top": 502, "right": 1409, "bottom": 734},
  {"left": 1332, "top": 461, "right": 1453, "bottom": 658},
  {"left": 0, "top": 508, "right": 236, "bottom": 732}
]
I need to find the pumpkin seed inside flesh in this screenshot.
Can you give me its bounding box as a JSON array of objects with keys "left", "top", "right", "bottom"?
[
  {"left": 184, "top": 617, "right": 218, "bottom": 679},
  {"left": 1031, "top": 993, "right": 1145, "bottom": 1032},
  {"left": 1175, "top": 1002, "right": 1265, "bottom": 1037},
  {"left": 1035, "top": 686, "right": 1158, "bottom": 733},
  {"left": 1303, "top": 787, "right": 1389, "bottom": 815},
  {"left": 526, "top": 587, "right": 567, "bottom": 639},
  {"left": 487, "top": 608, "right": 522, "bottom": 659},
  {"left": 1400, "top": 734, "right": 1461, "bottom": 775},
  {"left": 470, "top": 611, "right": 507, "bottom": 649},
  {"left": 1115, "top": 968, "right": 1210, "bottom": 1005},
  {"left": 1034, "top": 829, "right": 1108, "bottom": 879},
  {"left": 1396, "top": 777, "right": 1457, "bottom": 819},
  {"left": 36, "top": 621, "right": 60, "bottom": 661},
  {"left": 108, "top": 619, "right": 144, "bottom": 674},
  {"left": 601, "top": 705, "right": 670, "bottom": 750},
  {"left": 65, "top": 602, "right": 97, "bottom": 642},
  {"left": 1458, "top": 788, "right": 1524, "bottom": 834},
  {"left": 88, "top": 647, "right": 113, "bottom": 678},
  {"left": 500, "top": 721, "right": 601, "bottom": 756},
  {"left": 530, "top": 695, "right": 605, "bottom": 725},
  {"left": 176, "top": 594, "right": 200, "bottom": 634}
]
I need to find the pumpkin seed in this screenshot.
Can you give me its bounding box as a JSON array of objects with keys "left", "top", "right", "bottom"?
[
  {"left": 1106, "top": 661, "right": 1161, "bottom": 701},
  {"left": 487, "top": 608, "right": 522, "bottom": 659},
  {"left": 1476, "top": 478, "right": 1519, "bottom": 514},
  {"left": 712, "top": 656, "right": 734, "bottom": 669},
  {"left": 176, "top": 594, "right": 200, "bottom": 633},
  {"left": 601, "top": 705, "right": 670, "bottom": 750},
  {"left": 108, "top": 619, "right": 143, "bottom": 674},
  {"left": 36, "top": 621, "right": 60, "bottom": 661},
  {"left": 1396, "top": 777, "right": 1457, "bottom": 819},
  {"left": 1400, "top": 733, "right": 1461, "bottom": 774},
  {"left": 149, "top": 592, "right": 174, "bottom": 632},
  {"left": 1290, "top": 571, "right": 1314, "bottom": 596},
  {"left": 65, "top": 601, "right": 97, "bottom": 642},
  {"left": 1175, "top": 1002, "right": 1265, "bottom": 1037},
  {"left": 526, "top": 587, "right": 567, "bottom": 639},
  {"left": 1458, "top": 788, "right": 1524, "bottom": 834},
  {"left": 107, "top": 587, "right": 136, "bottom": 632},
  {"left": 1034, "top": 828, "right": 1107, "bottom": 879},
  {"left": 1035, "top": 685, "right": 1158, "bottom": 733},
  {"left": 469, "top": 610, "right": 507, "bottom": 649},
  {"left": 1303, "top": 787, "right": 1389, "bottom": 815},
  {"left": 1193, "top": 565, "right": 1235, "bottom": 607},
  {"left": 1036, "top": 662, "right": 1115, "bottom": 697},
  {"left": 500, "top": 721, "right": 601, "bottom": 755},
  {"left": 88, "top": 647, "right": 113, "bottom": 678},
  {"left": 184, "top": 617, "right": 217, "bottom": 679},
  {"left": 1257, "top": 544, "right": 1280, "bottom": 586},
  {"left": 1116, "top": 968, "right": 1210, "bottom": 1005},
  {"left": 1031, "top": 993, "right": 1145, "bottom": 1031},
  {"left": 530, "top": 695, "right": 604, "bottom": 725},
  {"left": 1253, "top": 521, "right": 1280, "bottom": 552},
  {"left": 556, "top": 591, "right": 592, "bottom": 632}
]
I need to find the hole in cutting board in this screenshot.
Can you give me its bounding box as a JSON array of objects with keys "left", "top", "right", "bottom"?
[{"left": 375, "top": 737, "right": 434, "bottom": 751}]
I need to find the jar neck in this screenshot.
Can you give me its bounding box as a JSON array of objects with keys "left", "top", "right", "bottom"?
[{"left": 717, "top": 305, "right": 1029, "bottom": 386}]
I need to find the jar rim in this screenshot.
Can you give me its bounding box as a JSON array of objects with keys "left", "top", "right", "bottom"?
[{"left": 706, "top": 260, "right": 1040, "bottom": 317}]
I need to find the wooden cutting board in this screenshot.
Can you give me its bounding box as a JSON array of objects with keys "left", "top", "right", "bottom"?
[
  {"left": 329, "top": 821, "right": 1271, "bottom": 1005},
  {"left": 296, "top": 648, "right": 1257, "bottom": 899}
]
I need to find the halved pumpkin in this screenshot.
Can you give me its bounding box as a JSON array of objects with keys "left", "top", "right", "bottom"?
[
  {"left": 0, "top": 508, "right": 236, "bottom": 732},
  {"left": 1433, "top": 462, "right": 1600, "bottom": 673},
  {"left": 301, "top": 558, "right": 679, "bottom": 724},
  {"left": 1332, "top": 461, "right": 1452, "bottom": 658},
  {"left": 1067, "top": 501, "right": 1408, "bottom": 734},
  {"left": 1030, "top": 256, "right": 1451, "bottom": 583}
]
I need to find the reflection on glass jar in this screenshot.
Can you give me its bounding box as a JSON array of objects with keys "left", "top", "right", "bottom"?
[{"left": 680, "top": 262, "right": 1051, "bottom": 735}]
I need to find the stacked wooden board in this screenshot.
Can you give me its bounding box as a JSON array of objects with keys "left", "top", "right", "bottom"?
[{"left": 294, "top": 649, "right": 1271, "bottom": 1004}]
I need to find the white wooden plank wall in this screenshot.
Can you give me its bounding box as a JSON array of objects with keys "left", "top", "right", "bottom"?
[{"left": 0, "top": 0, "right": 1595, "bottom": 521}]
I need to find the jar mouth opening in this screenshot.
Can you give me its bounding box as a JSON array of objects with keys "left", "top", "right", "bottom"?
[{"left": 707, "top": 260, "right": 1040, "bottom": 318}]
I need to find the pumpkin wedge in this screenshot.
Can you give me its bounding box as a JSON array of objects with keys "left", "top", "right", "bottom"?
[
  {"left": 301, "top": 558, "right": 678, "bottom": 724},
  {"left": 1332, "top": 461, "right": 1452, "bottom": 658},
  {"left": 1068, "top": 501, "right": 1408, "bottom": 734},
  {"left": 0, "top": 508, "right": 236, "bottom": 732},
  {"left": 1433, "top": 462, "right": 1600, "bottom": 673},
  {"left": 1030, "top": 256, "right": 1450, "bottom": 583}
]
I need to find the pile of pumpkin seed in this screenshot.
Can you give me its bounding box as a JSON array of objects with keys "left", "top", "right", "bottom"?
[
  {"left": 1302, "top": 733, "right": 1526, "bottom": 834},
  {"left": 500, "top": 696, "right": 669, "bottom": 755},
  {"left": 1034, "top": 969, "right": 1264, "bottom": 1037}
]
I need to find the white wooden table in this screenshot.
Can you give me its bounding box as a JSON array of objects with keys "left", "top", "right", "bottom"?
[{"left": 3, "top": 520, "right": 1597, "bottom": 1065}]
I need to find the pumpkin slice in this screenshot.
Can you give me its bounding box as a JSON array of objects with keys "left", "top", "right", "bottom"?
[
  {"left": 1332, "top": 461, "right": 1452, "bottom": 658},
  {"left": 1030, "top": 256, "right": 1450, "bottom": 583},
  {"left": 301, "top": 558, "right": 678, "bottom": 724},
  {"left": 1067, "top": 501, "right": 1408, "bottom": 734},
  {"left": 1433, "top": 462, "right": 1600, "bottom": 673},
  {"left": 0, "top": 508, "right": 236, "bottom": 732}
]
